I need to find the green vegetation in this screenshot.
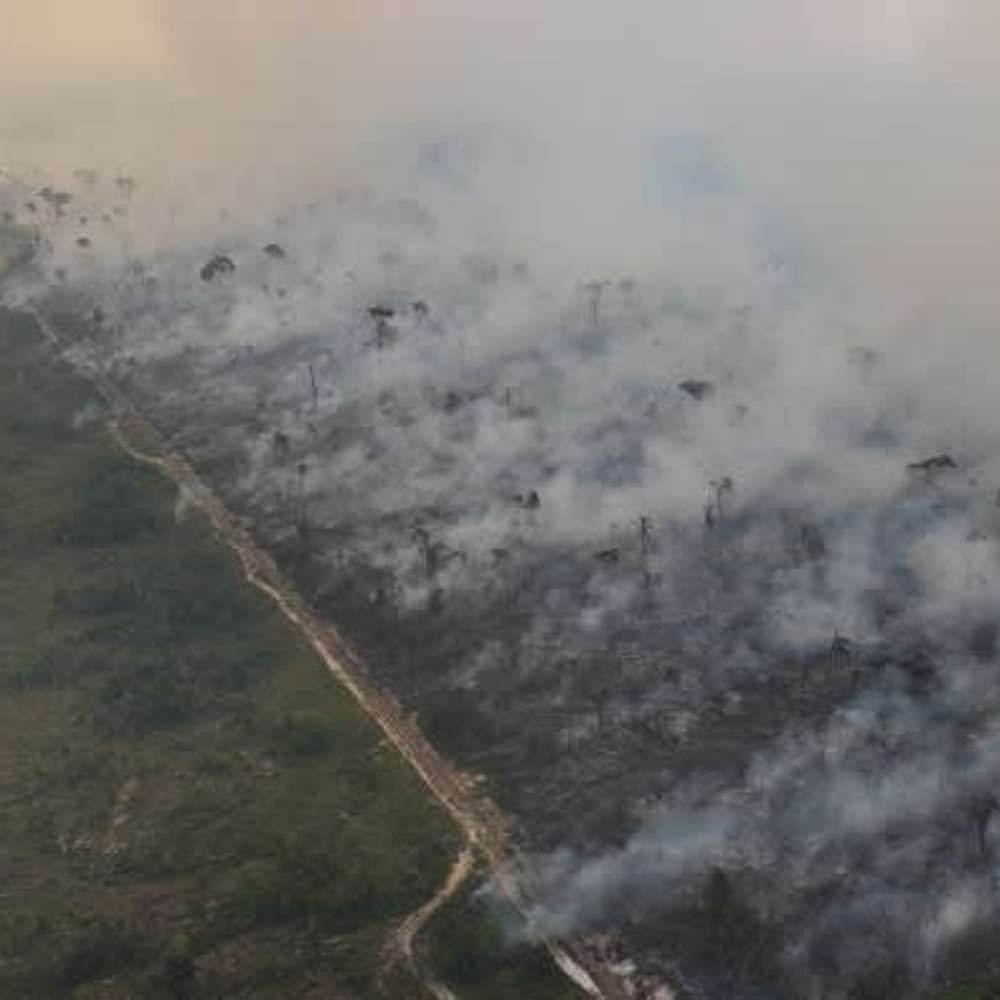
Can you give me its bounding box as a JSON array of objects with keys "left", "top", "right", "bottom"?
[
  {"left": 900, "top": 927, "right": 1000, "bottom": 1000},
  {"left": 0, "top": 307, "right": 462, "bottom": 997},
  {"left": 424, "top": 875, "right": 583, "bottom": 1000},
  {"left": 0, "top": 303, "right": 584, "bottom": 998}
]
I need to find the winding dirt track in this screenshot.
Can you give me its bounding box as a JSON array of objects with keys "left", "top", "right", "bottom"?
[
  {"left": 382, "top": 843, "right": 475, "bottom": 1000},
  {"left": 30, "top": 306, "right": 630, "bottom": 1000}
]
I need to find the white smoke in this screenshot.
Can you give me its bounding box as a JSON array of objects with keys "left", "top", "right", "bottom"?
[{"left": 5, "top": 3, "right": 1000, "bottom": 996}]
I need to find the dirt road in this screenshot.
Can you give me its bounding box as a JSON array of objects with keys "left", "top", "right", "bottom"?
[
  {"left": 30, "top": 306, "right": 631, "bottom": 1000},
  {"left": 381, "top": 843, "right": 475, "bottom": 1000}
]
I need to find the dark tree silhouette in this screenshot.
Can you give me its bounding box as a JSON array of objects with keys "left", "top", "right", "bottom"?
[
  {"left": 307, "top": 365, "right": 318, "bottom": 411},
  {"left": 200, "top": 255, "right": 236, "bottom": 282},
  {"left": 907, "top": 454, "right": 957, "bottom": 474},
  {"left": 967, "top": 793, "right": 998, "bottom": 860},
  {"left": 38, "top": 186, "right": 73, "bottom": 216},
  {"left": 711, "top": 476, "right": 734, "bottom": 520},
  {"left": 367, "top": 305, "right": 396, "bottom": 349},
  {"left": 581, "top": 279, "right": 612, "bottom": 330},
  {"left": 830, "top": 632, "right": 852, "bottom": 671},
  {"left": 679, "top": 378, "right": 715, "bottom": 401},
  {"left": 704, "top": 501, "right": 716, "bottom": 530},
  {"left": 638, "top": 515, "right": 654, "bottom": 553},
  {"left": 272, "top": 431, "right": 291, "bottom": 458}
]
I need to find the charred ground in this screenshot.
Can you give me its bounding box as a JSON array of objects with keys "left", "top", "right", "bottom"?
[{"left": 6, "top": 169, "right": 1000, "bottom": 999}]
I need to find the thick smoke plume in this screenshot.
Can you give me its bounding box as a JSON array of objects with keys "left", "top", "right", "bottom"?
[{"left": 4, "top": 4, "right": 1000, "bottom": 997}]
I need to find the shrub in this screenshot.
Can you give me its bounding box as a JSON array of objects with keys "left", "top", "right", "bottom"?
[
  {"left": 92, "top": 653, "right": 197, "bottom": 735},
  {"left": 1, "top": 642, "right": 106, "bottom": 690},
  {"left": 57, "top": 473, "right": 156, "bottom": 547},
  {"left": 23, "top": 919, "right": 145, "bottom": 990},
  {"left": 62, "top": 921, "right": 140, "bottom": 985},
  {"left": 227, "top": 839, "right": 386, "bottom": 933},
  {"left": 140, "top": 952, "right": 197, "bottom": 999},
  {"left": 256, "top": 715, "right": 336, "bottom": 758},
  {"left": 428, "top": 890, "right": 569, "bottom": 997},
  {"left": 54, "top": 577, "right": 142, "bottom": 616}
]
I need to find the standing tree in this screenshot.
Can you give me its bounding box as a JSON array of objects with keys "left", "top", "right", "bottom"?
[
  {"left": 830, "top": 632, "right": 851, "bottom": 670},
  {"left": 38, "top": 186, "right": 73, "bottom": 217},
  {"left": 638, "top": 515, "right": 656, "bottom": 591},
  {"left": 711, "top": 476, "right": 735, "bottom": 521},
  {"left": 571, "top": 656, "right": 623, "bottom": 733},
  {"left": 412, "top": 524, "right": 439, "bottom": 579},
  {"left": 306, "top": 364, "right": 318, "bottom": 412},
  {"left": 704, "top": 501, "right": 716, "bottom": 530},
  {"left": 114, "top": 175, "right": 136, "bottom": 200},
  {"left": 581, "top": 279, "right": 612, "bottom": 331},
  {"left": 967, "top": 793, "right": 998, "bottom": 860},
  {"left": 272, "top": 431, "right": 291, "bottom": 460},
  {"left": 368, "top": 305, "right": 396, "bottom": 350},
  {"left": 638, "top": 515, "right": 654, "bottom": 553}
]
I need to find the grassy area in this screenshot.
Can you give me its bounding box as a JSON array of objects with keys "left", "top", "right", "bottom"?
[
  {"left": 423, "top": 873, "right": 584, "bottom": 1000},
  {"left": 0, "top": 303, "right": 589, "bottom": 999},
  {"left": 0, "top": 307, "right": 460, "bottom": 998}
]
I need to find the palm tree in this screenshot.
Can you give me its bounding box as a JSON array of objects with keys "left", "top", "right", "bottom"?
[{"left": 711, "top": 476, "right": 734, "bottom": 521}]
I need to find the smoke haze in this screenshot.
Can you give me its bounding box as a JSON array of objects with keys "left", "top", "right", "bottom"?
[
  {"left": 4, "top": 3, "right": 1000, "bottom": 997},
  {"left": 5, "top": 2, "right": 998, "bottom": 296}
]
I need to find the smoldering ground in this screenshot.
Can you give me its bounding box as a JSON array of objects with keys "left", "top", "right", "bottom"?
[{"left": 4, "top": 3, "right": 1000, "bottom": 997}]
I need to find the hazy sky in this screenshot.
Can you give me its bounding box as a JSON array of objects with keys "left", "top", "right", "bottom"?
[{"left": 3, "top": 2, "right": 999, "bottom": 342}]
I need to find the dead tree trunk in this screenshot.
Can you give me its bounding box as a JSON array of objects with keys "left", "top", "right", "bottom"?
[
  {"left": 968, "top": 794, "right": 998, "bottom": 860},
  {"left": 307, "top": 364, "right": 318, "bottom": 412},
  {"left": 639, "top": 515, "right": 656, "bottom": 591},
  {"left": 581, "top": 279, "right": 611, "bottom": 331}
]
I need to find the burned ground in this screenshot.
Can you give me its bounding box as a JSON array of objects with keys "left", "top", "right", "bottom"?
[{"left": 8, "top": 165, "right": 1000, "bottom": 999}]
